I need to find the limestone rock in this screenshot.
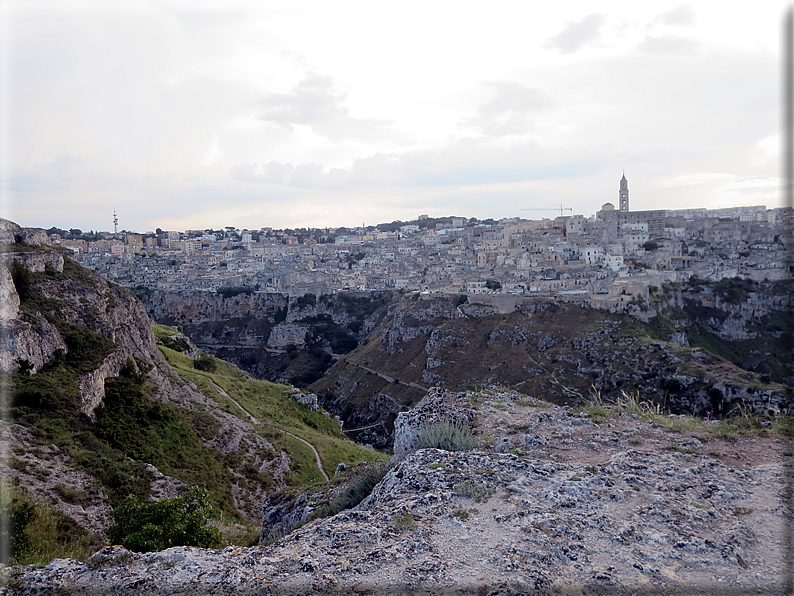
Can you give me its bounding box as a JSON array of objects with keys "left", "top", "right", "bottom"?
[{"left": 392, "top": 387, "right": 476, "bottom": 459}]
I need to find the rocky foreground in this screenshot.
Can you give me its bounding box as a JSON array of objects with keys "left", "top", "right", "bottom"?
[{"left": 6, "top": 388, "right": 792, "bottom": 595}]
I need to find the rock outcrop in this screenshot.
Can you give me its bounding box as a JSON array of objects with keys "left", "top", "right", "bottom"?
[
  {"left": 391, "top": 388, "right": 475, "bottom": 459},
  {"left": 12, "top": 388, "right": 789, "bottom": 595}
]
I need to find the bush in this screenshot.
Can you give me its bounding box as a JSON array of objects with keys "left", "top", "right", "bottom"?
[
  {"left": 318, "top": 462, "right": 389, "bottom": 518},
  {"left": 453, "top": 480, "right": 493, "bottom": 502},
  {"left": 417, "top": 421, "right": 477, "bottom": 452},
  {"left": 294, "top": 293, "right": 316, "bottom": 309},
  {"left": 107, "top": 487, "right": 222, "bottom": 552},
  {"left": 161, "top": 336, "right": 190, "bottom": 353},
  {"left": 193, "top": 357, "right": 217, "bottom": 372},
  {"left": 3, "top": 498, "right": 36, "bottom": 563},
  {"left": 216, "top": 286, "right": 254, "bottom": 299}
]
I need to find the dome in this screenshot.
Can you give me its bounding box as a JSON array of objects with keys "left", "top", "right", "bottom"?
[{"left": 601, "top": 202, "right": 615, "bottom": 211}]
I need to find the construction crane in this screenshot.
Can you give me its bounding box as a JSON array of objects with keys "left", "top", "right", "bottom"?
[{"left": 519, "top": 204, "right": 573, "bottom": 217}]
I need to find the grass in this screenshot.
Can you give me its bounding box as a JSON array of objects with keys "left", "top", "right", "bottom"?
[
  {"left": 392, "top": 513, "right": 417, "bottom": 531},
  {"left": 158, "top": 344, "right": 387, "bottom": 484},
  {"left": 578, "top": 388, "right": 794, "bottom": 439},
  {"left": 453, "top": 480, "right": 494, "bottom": 502},
  {"left": 151, "top": 323, "right": 180, "bottom": 341},
  {"left": 1, "top": 485, "right": 104, "bottom": 566},
  {"left": 416, "top": 421, "right": 478, "bottom": 452}
]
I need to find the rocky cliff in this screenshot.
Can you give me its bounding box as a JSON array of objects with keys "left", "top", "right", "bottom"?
[
  {"left": 309, "top": 291, "right": 792, "bottom": 447},
  {"left": 11, "top": 388, "right": 789, "bottom": 595},
  {"left": 647, "top": 279, "right": 793, "bottom": 385},
  {"left": 139, "top": 289, "right": 393, "bottom": 386}
]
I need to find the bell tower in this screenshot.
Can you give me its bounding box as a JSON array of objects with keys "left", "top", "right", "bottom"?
[{"left": 619, "top": 172, "right": 629, "bottom": 212}]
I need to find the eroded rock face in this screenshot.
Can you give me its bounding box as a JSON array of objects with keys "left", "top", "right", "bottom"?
[
  {"left": 78, "top": 349, "right": 134, "bottom": 417},
  {"left": 0, "top": 218, "right": 48, "bottom": 246},
  {"left": 142, "top": 291, "right": 288, "bottom": 326},
  {"left": 14, "top": 390, "right": 787, "bottom": 595},
  {"left": 267, "top": 323, "right": 307, "bottom": 349}
]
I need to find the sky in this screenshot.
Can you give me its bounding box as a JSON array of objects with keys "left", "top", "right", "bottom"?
[{"left": 0, "top": 0, "right": 789, "bottom": 233}]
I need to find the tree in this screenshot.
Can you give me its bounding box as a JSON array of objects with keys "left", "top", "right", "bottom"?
[
  {"left": 485, "top": 279, "right": 501, "bottom": 290},
  {"left": 643, "top": 241, "right": 659, "bottom": 251},
  {"left": 106, "top": 487, "right": 222, "bottom": 552}
]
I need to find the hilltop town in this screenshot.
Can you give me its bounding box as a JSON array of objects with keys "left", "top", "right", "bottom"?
[{"left": 48, "top": 178, "right": 789, "bottom": 311}]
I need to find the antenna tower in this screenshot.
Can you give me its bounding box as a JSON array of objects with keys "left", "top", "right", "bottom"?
[{"left": 113, "top": 208, "right": 118, "bottom": 234}]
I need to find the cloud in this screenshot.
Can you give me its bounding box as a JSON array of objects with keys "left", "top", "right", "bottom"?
[
  {"left": 655, "top": 4, "right": 695, "bottom": 27},
  {"left": 230, "top": 138, "right": 602, "bottom": 189},
  {"left": 636, "top": 35, "right": 700, "bottom": 56},
  {"left": 257, "top": 73, "right": 394, "bottom": 141},
  {"left": 544, "top": 14, "right": 605, "bottom": 54},
  {"left": 460, "top": 82, "right": 558, "bottom": 136}
]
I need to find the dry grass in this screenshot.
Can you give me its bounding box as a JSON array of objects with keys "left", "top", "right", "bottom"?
[{"left": 580, "top": 387, "right": 794, "bottom": 438}]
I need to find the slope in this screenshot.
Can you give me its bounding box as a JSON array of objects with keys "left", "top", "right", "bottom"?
[{"left": 0, "top": 220, "right": 386, "bottom": 566}]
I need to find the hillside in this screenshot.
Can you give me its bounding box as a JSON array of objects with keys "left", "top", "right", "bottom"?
[
  {"left": 309, "top": 291, "right": 792, "bottom": 447},
  {"left": 11, "top": 387, "right": 791, "bottom": 594},
  {"left": 0, "top": 219, "right": 385, "bottom": 566}
]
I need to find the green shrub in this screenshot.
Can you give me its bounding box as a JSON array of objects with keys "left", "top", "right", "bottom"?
[
  {"left": 161, "top": 336, "right": 190, "bottom": 353},
  {"left": 106, "top": 487, "right": 222, "bottom": 552},
  {"left": 485, "top": 279, "right": 501, "bottom": 290},
  {"left": 9, "top": 261, "right": 32, "bottom": 302},
  {"left": 216, "top": 286, "right": 254, "bottom": 298},
  {"left": 193, "top": 357, "right": 217, "bottom": 372},
  {"left": 317, "top": 462, "right": 389, "bottom": 518},
  {"left": 453, "top": 480, "right": 493, "bottom": 502},
  {"left": 417, "top": 421, "right": 477, "bottom": 452},
  {"left": 392, "top": 513, "right": 416, "bottom": 531},
  {"left": 294, "top": 293, "right": 316, "bottom": 309},
  {"left": 3, "top": 497, "right": 36, "bottom": 563}
]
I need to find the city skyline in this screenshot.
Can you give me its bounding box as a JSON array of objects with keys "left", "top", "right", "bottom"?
[{"left": 1, "top": 1, "right": 788, "bottom": 233}]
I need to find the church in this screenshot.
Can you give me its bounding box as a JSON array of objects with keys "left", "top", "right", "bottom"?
[{"left": 596, "top": 173, "right": 667, "bottom": 234}]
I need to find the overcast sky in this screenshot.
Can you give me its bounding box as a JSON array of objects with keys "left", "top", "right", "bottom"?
[{"left": 1, "top": 0, "right": 788, "bottom": 233}]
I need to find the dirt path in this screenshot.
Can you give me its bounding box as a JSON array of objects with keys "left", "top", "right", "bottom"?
[
  {"left": 206, "top": 377, "right": 329, "bottom": 482},
  {"left": 208, "top": 378, "right": 259, "bottom": 424},
  {"left": 349, "top": 361, "right": 428, "bottom": 391},
  {"left": 283, "top": 431, "right": 330, "bottom": 482}
]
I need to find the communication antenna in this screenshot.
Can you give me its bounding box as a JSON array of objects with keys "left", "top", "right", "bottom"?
[{"left": 113, "top": 208, "right": 118, "bottom": 234}]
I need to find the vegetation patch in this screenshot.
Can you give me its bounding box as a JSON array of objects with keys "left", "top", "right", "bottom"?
[
  {"left": 312, "top": 462, "right": 390, "bottom": 519},
  {"left": 453, "top": 480, "right": 494, "bottom": 502},
  {"left": 417, "top": 421, "right": 477, "bottom": 452},
  {"left": 106, "top": 486, "right": 222, "bottom": 553},
  {"left": 392, "top": 513, "right": 417, "bottom": 531},
  {"left": 216, "top": 286, "right": 255, "bottom": 298},
  {"left": 93, "top": 363, "right": 238, "bottom": 517},
  {"left": 1, "top": 486, "right": 103, "bottom": 566}
]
